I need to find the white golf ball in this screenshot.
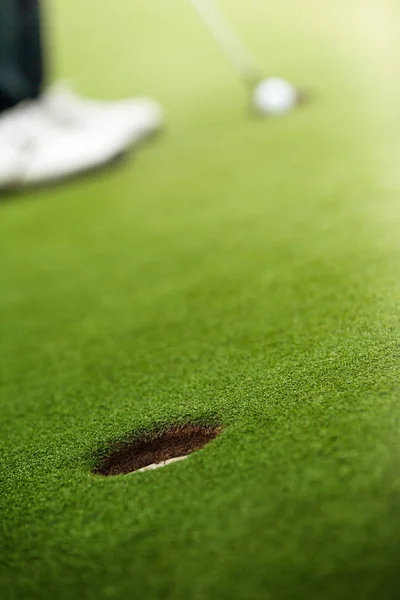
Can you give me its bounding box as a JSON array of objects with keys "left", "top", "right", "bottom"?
[{"left": 252, "top": 78, "right": 298, "bottom": 115}]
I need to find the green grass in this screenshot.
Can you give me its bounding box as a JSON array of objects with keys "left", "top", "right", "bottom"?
[{"left": 1, "top": 0, "right": 400, "bottom": 598}]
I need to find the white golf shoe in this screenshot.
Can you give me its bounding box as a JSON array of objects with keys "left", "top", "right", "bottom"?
[
  {"left": 42, "top": 83, "right": 163, "bottom": 144},
  {"left": 0, "top": 85, "right": 163, "bottom": 189}
]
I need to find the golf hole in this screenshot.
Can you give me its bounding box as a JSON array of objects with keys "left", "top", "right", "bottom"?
[{"left": 93, "top": 424, "right": 222, "bottom": 476}]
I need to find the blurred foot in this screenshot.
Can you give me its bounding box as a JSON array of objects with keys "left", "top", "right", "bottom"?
[
  {"left": 0, "top": 85, "right": 163, "bottom": 190},
  {"left": 42, "top": 83, "right": 163, "bottom": 144}
]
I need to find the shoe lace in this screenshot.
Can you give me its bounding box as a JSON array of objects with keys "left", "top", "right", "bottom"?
[{"left": 41, "top": 83, "right": 85, "bottom": 126}]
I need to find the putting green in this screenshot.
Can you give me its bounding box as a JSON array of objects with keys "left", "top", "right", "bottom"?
[{"left": 1, "top": 1, "right": 400, "bottom": 598}]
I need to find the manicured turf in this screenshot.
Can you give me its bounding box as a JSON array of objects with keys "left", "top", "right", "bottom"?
[{"left": 1, "top": 1, "right": 400, "bottom": 598}]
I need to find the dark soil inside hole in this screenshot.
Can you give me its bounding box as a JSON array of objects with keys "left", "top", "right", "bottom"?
[{"left": 93, "top": 424, "right": 222, "bottom": 476}]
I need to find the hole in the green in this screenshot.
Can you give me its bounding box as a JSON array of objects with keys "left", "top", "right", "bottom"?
[{"left": 93, "top": 424, "right": 222, "bottom": 476}]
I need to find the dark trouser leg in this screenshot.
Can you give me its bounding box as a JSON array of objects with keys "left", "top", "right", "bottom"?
[{"left": 0, "top": 0, "right": 44, "bottom": 112}]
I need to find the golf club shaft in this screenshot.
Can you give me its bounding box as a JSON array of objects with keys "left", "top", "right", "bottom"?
[{"left": 187, "top": 0, "right": 263, "bottom": 86}]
